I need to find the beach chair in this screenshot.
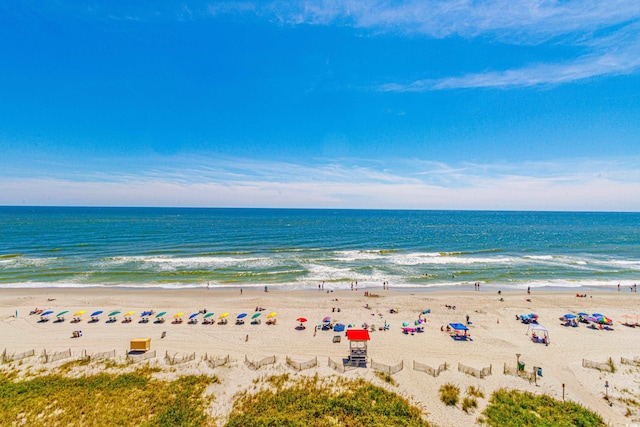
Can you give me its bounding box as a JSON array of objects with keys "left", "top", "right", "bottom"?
[
  {"left": 266, "top": 318, "right": 276, "bottom": 325},
  {"left": 218, "top": 318, "right": 228, "bottom": 325},
  {"left": 333, "top": 335, "right": 341, "bottom": 343}
]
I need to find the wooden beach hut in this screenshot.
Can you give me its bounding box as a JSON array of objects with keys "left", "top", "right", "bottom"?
[
  {"left": 130, "top": 338, "right": 151, "bottom": 352},
  {"left": 346, "top": 329, "right": 370, "bottom": 367}
]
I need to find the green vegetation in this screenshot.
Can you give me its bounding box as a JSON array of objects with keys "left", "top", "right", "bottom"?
[
  {"left": 479, "top": 389, "right": 606, "bottom": 427},
  {"left": 462, "top": 396, "right": 478, "bottom": 413},
  {"left": 0, "top": 366, "right": 217, "bottom": 427},
  {"left": 374, "top": 370, "right": 398, "bottom": 386},
  {"left": 466, "top": 385, "right": 484, "bottom": 399},
  {"left": 439, "top": 383, "right": 460, "bottom": 407},
  {"left": 226, "top": 375, "right": 430, "bottom": 427}
]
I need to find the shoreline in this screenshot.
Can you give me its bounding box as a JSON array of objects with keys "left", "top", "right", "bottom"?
[{"left": 2, "top": 286, "right": 639, "bottom": 426}]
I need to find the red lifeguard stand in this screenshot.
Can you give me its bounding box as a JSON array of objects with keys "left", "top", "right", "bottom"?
[{"left": 346, "top": 329, "right": 370, "bottom": 367}]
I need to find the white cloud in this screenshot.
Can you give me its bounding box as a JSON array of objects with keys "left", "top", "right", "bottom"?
[
  {"left": 205, "top": 0, "right": 640, "bottom": 89},
  {"left": 3, "top": 155, "right": 640, "bottom": 210}
]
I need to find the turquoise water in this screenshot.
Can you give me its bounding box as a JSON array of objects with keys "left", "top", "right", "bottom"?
[{"left": 1, "top": 207, "right": 639, "bottom": 290}]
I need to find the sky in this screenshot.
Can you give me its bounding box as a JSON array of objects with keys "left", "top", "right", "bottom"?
[{"left": 1, "top": 1, "right": 640, "bottom": 211}]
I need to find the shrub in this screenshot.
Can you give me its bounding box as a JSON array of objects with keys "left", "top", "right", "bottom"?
[
  {"left": 481, "top": 388, "right": 605, "bottom": 427},
  {"left": 462, "top": 397, "right": 478, "bottom": 413},
  {"left": 439, "top": 383, "right": 460, "bottom": 407}
]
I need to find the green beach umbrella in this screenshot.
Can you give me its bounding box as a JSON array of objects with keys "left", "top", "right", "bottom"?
[
  {"left": 251, "top": 312, "right": 262, "bottom": 319},
  {"left": 108, "top": 311, "right": 121, "bottom": 317},
  {"left": 56, "top": 310, "right": 69, "bottom": 317},
  {"left": 203, "top": 312, "right": 215, "bottom": 319},
  {"left": 155, "top": 311, "right": 167, "bottom": 318}
]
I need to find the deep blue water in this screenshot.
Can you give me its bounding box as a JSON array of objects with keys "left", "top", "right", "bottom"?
[{"left": 1, "top": 207, "right": 639, "bottom": 290}]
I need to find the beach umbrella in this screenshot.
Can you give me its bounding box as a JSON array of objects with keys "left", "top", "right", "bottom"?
[
  {"left": 585, "top": 316, "right": 598, "bottom": 323},
  {"left": 528, "top": 313, "right": 539, "bottom": 319},
  {"left": 141, "top": 310, "right": 153, "bottom": 317},
  {"left": 251, "top": 312, "right": 261, "bottom": 319},
  {"left": 204, "top": 312, "right": 215, "bottom": 319},
  {"left": 73, "top": 310, "right": 86, "bottom": 316},
  {"left": 564, "top": 314, "right": 577, "bottom": 319},
  {"left": 577, "top": 312, "right": 588, "bottom": 316},
  {"left": 267, "top": 312, "right": 277, "bottom": 318},
  {"left": 189, "top": 313, "right": 199, "bottom": 319},
  {"left": 219, "top": 312, "right": 229, "bottom": 319},
  {"left": 124, "top": 311, "right": 135, "bottom": 317},
  {"left": 41, "top": 310, "right": 54, "bottom": 316},
  {"left": 155, "top": 311, "right": 167, "bottom": 318},
  {"left": 108, "top": 311, "right": 121, "bottom": 317},
  {"left": 91, "top": 310, "right": 103, "bottom": 317},
  {"left": 173, "top": 312, "right": 184, "bottom": 319},
  {"left": 296, "top": 317, "right": 307, "bottom": 323},
  {"left": 56, "top": 310, "right": 69, "bottom": 317},
  {"left": 402, "top": 321, "right": 410, "bottom": 327},
  {"left": 323, "top": 316, "right": 331, "bottom": 322},
  {"left": 237, "top": 313, "right": 247, "bottom": 319},
  {"left": 592, "top": 313, "right": 604, "bottom": 318}
]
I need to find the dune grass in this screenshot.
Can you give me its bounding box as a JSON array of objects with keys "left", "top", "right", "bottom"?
[
  {"left": 226, "top": 375, "right": 431, "bottom": 427},
  {"left": 0, "top": 365, "right": 217, "bottom": 427},
  {"left": 479, "top": 389, "right": 606, "bottom": 427}
]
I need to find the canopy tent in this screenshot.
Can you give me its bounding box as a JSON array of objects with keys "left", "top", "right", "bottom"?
[
  {"left": 448, "top": 323, "right": 472, "bottom": 340},
  {"left": 527, "top": 324, "right": 550, "bottom": 344}
]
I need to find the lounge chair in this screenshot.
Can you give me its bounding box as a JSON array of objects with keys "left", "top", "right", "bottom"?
[
  {"left": 217, "top": 318, "right": 228, "bottom": 325},
  {"left": 266, "top": 318, "right": 277, "bottom": 325},
  {"left": 235, "top": 319, "right": 245, "bottom": 325},
  {"left": 250, "top": 319, "right": 261, "bottom": 325}
]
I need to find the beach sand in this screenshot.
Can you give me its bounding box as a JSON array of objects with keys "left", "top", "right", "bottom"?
[{"left": 2, "top": 287, "right": 639, "bottom": 426}]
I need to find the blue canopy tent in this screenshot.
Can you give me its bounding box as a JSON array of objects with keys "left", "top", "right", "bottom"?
[{"left": 449, "top": 323, "right": 472, "bottom": 341}]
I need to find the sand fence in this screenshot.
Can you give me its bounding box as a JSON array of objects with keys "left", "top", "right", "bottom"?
[
  {"left": 79, "top": 349, "right": 116, "bottom": 361},
  {"left": 43, "top": 349, "right": 72, "bottom": 364},
  {"left": 413, "top": 361, "right": 448, "bottom": 377},
  {"left": 371, "top": 360, "right": 404, "bottom": 375},
  {"left": 582, "top": 358, "right": 615, "bottom": 372},
  {"left": 285, "top": 356, "right": 318, "bottom": 371},
  {"left": 2, "top": 348, "right": 35, "bottom": 363},
  {"left": 620, "top": 356, "right": 640, "bottom": 366},
  {"left": 458, "top": 362, "right": 492, "bottom": 378},
  {"left": 328, "top": 357, "right": 358, "bottom": 373},
  {"left": 165, "top": 351, "right": 196, "bottom": 366},
  {"left": 245, "top": 355, "right": 276, "bottom": 370},
  {"left": 204, "top": 354, "right": 230, "bottom": 369},
  {"left": 127, "top": 350, "right": 156, "bottom": 363}
]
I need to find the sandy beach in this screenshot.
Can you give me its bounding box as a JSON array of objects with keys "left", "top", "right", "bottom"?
[{"left": 2, "top": 287, "right": 639, "bottom": 426}]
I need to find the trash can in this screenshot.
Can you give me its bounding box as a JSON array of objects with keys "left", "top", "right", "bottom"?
[
  {"left": 537, "top": 367, "right": 542, "bottom": 376},
  {"left": 518, "top": 362, "right": 525, "bottom": 371}
]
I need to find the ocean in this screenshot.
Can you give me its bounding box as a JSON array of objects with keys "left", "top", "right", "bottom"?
[{"left": 1, "top": 207, "right": 639, "bottom": 291}]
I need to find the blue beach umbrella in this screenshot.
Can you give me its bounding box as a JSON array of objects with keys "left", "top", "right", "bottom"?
[
  {"left": 592, "top": 313, "right": 604, "bottom": 318},
  {"left": 578, "top": 312, "right": 588, "bottom": 317},
  {"left": 41, "top": 310, "right": 54, "bottom": 316},
  {"left": 141, "top": 310, "right": 153, "bottom": 317},
  {"left": 564, "top": 314, "right": 577, "bottom": 319},
  {"left": 91, "top": 310, "right": 103, "bottom": 317},
  {"left": 189, "top": 313, "right": 199, "bottom": 320},
  {"left": 237, "top": 313, "right": 247, "bottom": 319}
]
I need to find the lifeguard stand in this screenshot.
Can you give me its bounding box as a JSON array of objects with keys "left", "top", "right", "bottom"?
[{"left": 346, "top": 329, "right": 370, "bottom": 367}]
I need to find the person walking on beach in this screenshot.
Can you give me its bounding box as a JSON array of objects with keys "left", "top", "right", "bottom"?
[{"left": 240, "top": 288, "right": 243, "bottom": 295}]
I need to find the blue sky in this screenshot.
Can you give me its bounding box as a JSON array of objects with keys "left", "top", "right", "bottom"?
[{"left": 1, "top": 1, "right": 640, "bottom": 210}]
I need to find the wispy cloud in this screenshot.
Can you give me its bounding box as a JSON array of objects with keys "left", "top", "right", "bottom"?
[
  {"left": 205, "top": 0, "right": 640, "bottom": 89},
  {"left": 3, "top": 154, "right": 640, "bottom": 210}
]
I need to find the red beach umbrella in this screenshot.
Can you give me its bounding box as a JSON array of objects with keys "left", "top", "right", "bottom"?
[{"left": 296, "top": 317, "right": 307, "bottom": 323}]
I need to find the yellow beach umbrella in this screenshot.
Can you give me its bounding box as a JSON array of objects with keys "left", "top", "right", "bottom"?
[
  {"left": 173, "top": 312, "right": 184, "bottom": 319},
  {"left": 73, "top": 310, "right": 86, "bottom": 316},
  {"left": 124, "top": 311, "right": 135, "bottom": 316},
  {"left": 219, "top": 312, "right": 229, "bottom": 319},
  {"left": 267, "top": 312, "right": 277, "bottom": 319}
]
